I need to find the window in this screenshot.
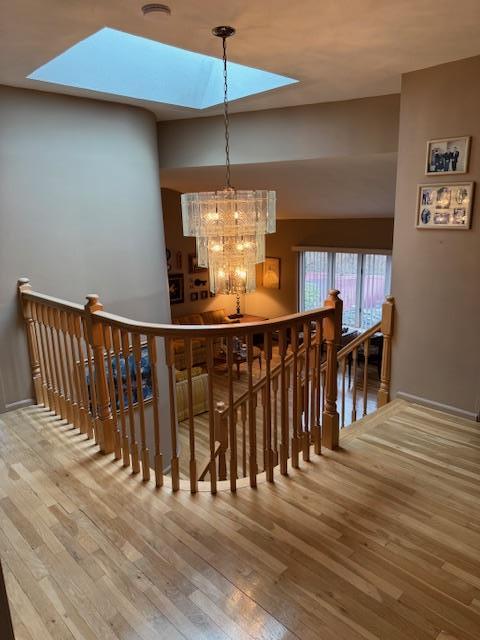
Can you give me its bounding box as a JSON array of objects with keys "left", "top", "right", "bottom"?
[{"left": 299, "top": 249, "right": 391, "bottom": 328}]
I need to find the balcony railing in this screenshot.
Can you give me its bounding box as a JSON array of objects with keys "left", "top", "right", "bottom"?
[{"left": 18, "top": 278, "right": 394, "bottom": 493}]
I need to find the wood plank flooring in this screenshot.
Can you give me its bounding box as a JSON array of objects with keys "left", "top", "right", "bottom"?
[{"left": 1, "top": 400, "right": 480, "bottom": 639}]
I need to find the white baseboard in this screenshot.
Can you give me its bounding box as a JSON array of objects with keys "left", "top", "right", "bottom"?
[
  {"left": 3, "top": 398, "right": 35, "bottom": 413},
  {"left": 396, "top": 391, "right": 479, "bottom": 422}
]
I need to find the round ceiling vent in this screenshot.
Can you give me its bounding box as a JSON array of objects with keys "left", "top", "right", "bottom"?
[{"left": 141, "top": 4, "right": 171, "bottom": 17}]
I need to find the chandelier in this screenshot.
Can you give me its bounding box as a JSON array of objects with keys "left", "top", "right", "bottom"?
[{"left": 181, "top": 26, "right": 276, "bottom": 295}]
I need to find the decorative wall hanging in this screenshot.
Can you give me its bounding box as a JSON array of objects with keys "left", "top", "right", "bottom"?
[
  {"left": 168, "top": 273, "right": 184, "bottom": 304},
  {"left": 200, "top": 290, "right": 208, "bottom": 299},
  {"left": 188, "top": 253, "right": 208, "bottom": 274},
  {"left": 425, "top": 136, "right": 470, "bottom": 175},
  {"left": 190, "top": 292, "right": 199, "bottom": 302},
  {"left": 262, "top": 257, "right": 281, "bottom": 289},
  {"left": 416, "top": 182, "right": 474, "bottom": 229}
]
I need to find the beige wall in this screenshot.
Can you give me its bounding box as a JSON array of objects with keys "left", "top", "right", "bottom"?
[
  {"left": 0, "top": 87, "right": 171, "bottom": 416},
  {"left": 246, "top": 218, "right": 394, "bottom": 317},
  {"left": 391, "top": 56, "right": 480, "bottom": 419},
  {"left": 161, "top": 188, "right": 237, "bottom": 317},
  {"left": 158, "top": 94, "right": 400, "bottom": 169}
]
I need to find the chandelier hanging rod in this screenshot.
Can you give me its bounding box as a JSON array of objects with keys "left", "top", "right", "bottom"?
[{"left": 212, "top": 26, "right": 235, "bottom": 189}]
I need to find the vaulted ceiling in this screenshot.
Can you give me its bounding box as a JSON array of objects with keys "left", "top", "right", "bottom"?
[{"left": 2, "top": 0, "right": 480, "bottom": 120}]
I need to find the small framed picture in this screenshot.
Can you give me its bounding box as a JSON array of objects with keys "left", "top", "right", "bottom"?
[
  {"left": 425, "top": 136, "right": 470, "bottom": 175},
  {"left": 416, "top": 183, "right": 474, "bottom": 229},
  {"left": 262, "top": 257, "right": 281, "bottom": 289},
  {"left": 168, "top": 273, "right": 184, "bottom": 304},
  {"left": 200, "top": 290, "right": 208, "bottom": 299},
  {"left": 190, "top": 292, "right": 198, "bottom": 302},
  {"left": 188, "top": 253, "right": 207, "bottom": 274}
]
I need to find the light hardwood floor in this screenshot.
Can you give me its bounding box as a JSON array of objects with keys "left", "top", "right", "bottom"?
[{"left": 1, "top": 400, "right": 480, "bottom": 639}]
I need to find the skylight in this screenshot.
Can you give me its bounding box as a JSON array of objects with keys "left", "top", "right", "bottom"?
[{"left": 28, "top": 28, "right": 298, "bottom": 109}]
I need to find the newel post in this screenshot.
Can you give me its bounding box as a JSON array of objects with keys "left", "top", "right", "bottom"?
[
  {"left": 322, "top": 289, "right": 342, "bottom": 449},
  {"left": 377, "top": 296, "right": 395, "bottom": 408},
  {"left": 84, "top": 294, "right": 114, "bottom": 454},
  {"left": 18, "top": 278, "right": 43, "bottom": 406}
]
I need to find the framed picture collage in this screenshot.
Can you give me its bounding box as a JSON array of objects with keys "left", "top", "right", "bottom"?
[{"left": 416, "top": 135, "right": 474, "bottom": 230}]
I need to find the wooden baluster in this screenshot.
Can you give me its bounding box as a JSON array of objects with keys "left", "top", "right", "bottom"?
[
  {"left": 121, "top": 330, "right": 140, "bottom": 473},
  {"left": 227, "top": 335, "right": 237, "bottom": 491},
  {"left": 279, "top": 328, "right": 289, "bottom": 475},
  {"left": 165, "top": 338, "right": 179, "bottom": 490},
  {"left": 362, "top": 337, "right": 370, "bottom": 417},
  {"left": 297, "top": 348, "right": 304, "bottom": 462},
  {"left": 263, "top": 331, "right": 274, "bottom": 482},
  {"left": 241, "top": 401, "right": 247, "bottom": 478},
  {"left": 103, "top": 325, "right": 122, "bottom": 461},
  {"left": 322, "top": 290, "right": 342, "bottom": 450},
  {"left": 84, "top": 295, "right": 114, "bottom": 454},
  {"left": 184, "top": 337, "right": 197, "bottom": 493},
  {"left": 321, "top": 369, "right": 326, "bottom": 417},
  {"left": 57, "top": 310, "right": 73, "bottom": 425},
  {"left": 290, "top": 324, "right": 300, "bottom": 468},
  {"left": 148, "top": 335, "right": 163, "bottom": 488},
  {"left": 54, "top": 308, "right": 69, "bottom": 421},
  {"left": 309, "top": 325, "right": 317, "bottom": 446},
  {"left": 214, "top": 401, "right": 228, "bottom": 481},
  {"left": 377, "top": 296, "right": 395, "bottom": 407},
  {"left": 302, "top": 322, "right": 311, "bottom": 462},
  {"left": 60, "top": 311, "right": 76, "bottom": 427},
  {"left": 132, "top": 334, "right": 150, "bottom": 482},
  {"left": 82, "top": 317, "right": 97, "bottom": 441},
  {"left": 34, "top": 302, "right": 50, "bottom": 408},
  {"left": 42, "top": 305, "right": 58, "bottom": 413},
  {"left": 340, "top": 356, "right": 347, "bottom": 428},
  {"left": 206, "top": 338, "right": 217, "bottom": 493},
  {"left": 351, "top": 347, "right": 358, "bottom": 423},
  {"left": 112, "top": 328, "right": 130, "bottom": 467},
  {"left": 31, "top": 301, "right": 47, "bottom": 407},
  {"left": 272, "top": 374, "right": 279, "bottom": 468},
  {"left": 313, "top": 319, "right": 323, "bottom": 455},
  {"left": 73, "top": 316, "right": 91, "bottom": 436},
  {"left": 49, "top": 307, "right": 65, "bottom": 419},
  {"left": 67, "top": 313, "right": 82, "bottom": 430},
  {"left": 246, "top": 334, "right": 257, "bottom": 487},
  {"left": 17, "top": 279, "right": 43, "bottom": 406},
  {"left": 261, "top": 386, "right": 267, "bottom": 472}
]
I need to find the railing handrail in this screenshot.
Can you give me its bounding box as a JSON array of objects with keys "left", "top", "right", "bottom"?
[
  {"left": 21, "top": 289, "right": 85, "bottom": 314},
  {"left": 18, "top": 275, "right": 395, "bottom": 495},
  {"left": 93, "top": 307, "right": 334, "bottom": 338},
  {"left": 21, "top": 286, "right": 334, "bottom": 337}
]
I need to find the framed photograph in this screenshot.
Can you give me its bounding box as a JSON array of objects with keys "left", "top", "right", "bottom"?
[
  {"left": 190, "top": 292, "right": 198, "bottom": 302},
  {"left": 425, "top": 136, "right": 470, "bottom": 175},
  {"left": 168, "top": 273, "right": 184, "bottom": 304},
  {"left": 416, "top": 183, "right": 474, "bottom": 229},
  {"left": 200, "top": 290, "right": 208, "bottom": 299},
  {"left": 262, "top": 257, "right": 281, "bottom": 289},
  {"left": 188, "top": 253, "right": 207, "bottom": 274}
]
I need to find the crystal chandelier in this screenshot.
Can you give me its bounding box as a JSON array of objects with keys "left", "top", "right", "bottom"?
[{"left": 181, "top": 26, "right": 276, "bottom": 295}]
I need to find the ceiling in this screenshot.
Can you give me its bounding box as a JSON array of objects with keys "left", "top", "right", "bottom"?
[
  {"left": 2, "top": 0, "right": 480, "bottom": 120},
  {"left": 160, "top": 154, "right": 398, "bottom": 219}
]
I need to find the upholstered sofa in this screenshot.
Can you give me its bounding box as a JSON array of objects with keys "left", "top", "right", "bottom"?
[{"left": 172, "top": 309, "right": 236, "bottom": 370}]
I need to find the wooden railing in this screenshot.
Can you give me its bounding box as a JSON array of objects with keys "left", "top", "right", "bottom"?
[{"left": 18, "top": 278, "right": 394, "bottom": 493}]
